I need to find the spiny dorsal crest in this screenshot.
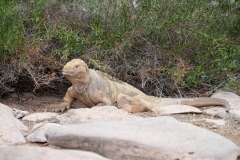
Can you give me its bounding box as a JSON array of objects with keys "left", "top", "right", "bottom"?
[{"left": 96, "top": 70, "right": 124, "bottom": 83}]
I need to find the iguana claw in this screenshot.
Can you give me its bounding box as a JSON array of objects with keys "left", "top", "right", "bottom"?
[{"left": 52, "top": 104, "right": 70, "bottom": 112}]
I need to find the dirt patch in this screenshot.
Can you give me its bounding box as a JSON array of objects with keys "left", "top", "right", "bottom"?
[{"left": 1, "top": 92, "right": 240, "bottom": 147}]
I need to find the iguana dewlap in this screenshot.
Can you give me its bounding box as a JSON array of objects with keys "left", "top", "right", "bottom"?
[{"left": 53, "top": 59, "right": 230, "bottom": 113}]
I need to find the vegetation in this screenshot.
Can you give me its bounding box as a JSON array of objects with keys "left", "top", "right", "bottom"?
[{"left": 0, "top": 0, "right": 239, "bottom": 96}]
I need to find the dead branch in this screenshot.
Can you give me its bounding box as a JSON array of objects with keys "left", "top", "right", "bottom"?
[{"left": 0, "top": 81, "right": 14, "bottom": 92}]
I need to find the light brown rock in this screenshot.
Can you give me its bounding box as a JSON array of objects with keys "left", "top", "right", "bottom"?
[
  {"left": 211, "top": 90, "right": 240, "bottom": 109},
  {"left": 46, "top": 117, "right": 240, "bottom": 160},
  {"left": 57, "top": 106, "right": 141, "bottom": 125},
  {"left": 152, "top": 104, "right": 202, "bottom": 115},
  {"left": 0, "top": 145, "right": 110, "bottom": 160},
  {"left": 202, "top": 107, "right": 228, "bottom": 118},
  {"left": 13, "top": 108, "right": 29, "bottom": 119},
  {"left": 0, "top": 103, "right": 28, "bottom": 145},
  {"left": 22, "top": 112, "right": 58, "bottom": 122},
  {"left": 0, "top": 103, "right": 13, "bottom": 115},
  {"left": 27, "top": 123, "right": 60, "bottom": 142},
  {"left": 211, "top": 90, "right": 240, "bottom": 120}
]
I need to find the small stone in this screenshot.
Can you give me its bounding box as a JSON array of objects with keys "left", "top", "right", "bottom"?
[
  {"left": 27, "top": 123, "right": 61, "bottom": 142},
  {"left": 202, "top": 107, "right": 228, "bottom": 119},
  {"left": 210, "top": 125, "right": 218, "bottom": 129},
  {"left": 229, "top": 110, "right": 240, "bottom": 122},
  {"left": 13, "top": 108, "right": 29, "bottom": 119},
  {"left": 204, "top": 119, "right": 225, "bottom": 126},
  {"left": 22, "top": 112, "right": 58, "bottom": 123}
]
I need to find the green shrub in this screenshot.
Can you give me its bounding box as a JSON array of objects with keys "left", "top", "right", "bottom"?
[
  {"left": 0, "top": 0, "right": 25, "bottom": 62},
  {"left": 0, "top": 0, "right": 239, "bottom": 96}
]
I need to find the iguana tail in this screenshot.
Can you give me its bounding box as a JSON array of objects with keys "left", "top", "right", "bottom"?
[
  {"left": 117, "top": 94, "right": 230, "bottom": 113},
  {"left": 180, "top": 98, "right": 230, "bottom": 111},
  {"left": 149, "top": 97, "right": 230, "bottom": 112}
]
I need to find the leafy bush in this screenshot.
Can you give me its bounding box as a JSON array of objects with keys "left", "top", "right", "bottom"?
[
  {"left": 0, "top": 0, "right": 25, "bottom": 61},
  {"left": 0, "top": 0, "right": 239, "bottom": 96}
]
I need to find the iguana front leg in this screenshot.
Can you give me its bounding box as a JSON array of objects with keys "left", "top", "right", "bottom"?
[
  {"left": 93, "top": 90, "right": 112, "bottom": 106},
  {"left": 52, "top": 87, "right": 76, "bottom": 112}
]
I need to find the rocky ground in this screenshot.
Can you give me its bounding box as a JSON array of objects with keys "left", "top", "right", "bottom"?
[
  {"left": 3, "top": 91, "right": 240, "bottom": 147},
  {"left": 0, "top": 90, "right": 240, "bottom": 159}
]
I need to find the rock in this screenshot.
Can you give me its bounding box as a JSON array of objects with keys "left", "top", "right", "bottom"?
[
  {"left": 204, "top": 119, "right": 225, "bottom": 125},
  {"left": 29, "top": 106, "right": 140, "bottom": 142},
  {"left": 0, "top": 103, "right": 13, "bottom": 115},
  {"left": 13, "top": 108, "right": 29, "bottom": 119},
  {"left": 46, "top": 117, "right": 240, "bottom": 160},
  {"left": 202, "top": 107, "right": 228, "bottom": 118},
  {"left": 229, "top": 110, "right": 240, "bottom": 121},
  {"left": 0, "top": 145, "right": 110, "bottom": 160},
  {"left": 211, "top": 90, "right": 240, "bottom": 120},
  {"left": 0, "top": 103, "right": 28, "bottom": 145},
  {"left": 22, "top": 112, "right": 58, "bottom": 123},
  {"left": 27, "top": 123, "right": 60, "bottom": 142},
  {"left": 211, "top": 90, "right": 240, "bottom": 109},
  {"left": 152, "top": 104, "right": 202, "bottom": 115},
  {"left": 57, "top": 106, "right": 141, "bottom": 125}
]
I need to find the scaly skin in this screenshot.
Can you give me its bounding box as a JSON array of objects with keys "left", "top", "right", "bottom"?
[{"left": 52, "top": 59, "right": 230, "bottom": 113}]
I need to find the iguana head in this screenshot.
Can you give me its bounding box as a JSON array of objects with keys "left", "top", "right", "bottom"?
[{"left": 62, "top": 59, "right": 90, "bottom": 93}]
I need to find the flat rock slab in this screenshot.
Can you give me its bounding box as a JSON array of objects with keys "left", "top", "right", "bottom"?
[
  {"left": 27, "top": 123, "right": 60, "bottom": 142},
  {"left": 22, "top": 112, "right": 58, "bottom": 122},
  {"left": 211, "top": 90, "right": 240, "bottom": 120},
  {"left": 0, "top": 103, "right": 28, "bottom": 145},
  {"left": 46, "top": 117, "right": 240, "bottom": 160},
  {"left": 0, "top": 145, "right": 110, "bottom": 160},
  {"left": 57, "top": 106, "right": 141, "bottom": 125},
  {"left": 152, "top": 104, "right": 202, "bottom": 115},
  {"left": 202, "top": 107, "right": 228, "bottom": 118}
]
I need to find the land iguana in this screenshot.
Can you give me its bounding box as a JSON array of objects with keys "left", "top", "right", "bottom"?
[{"left": 52, "top": 59, "right": 230, "bottom": 113}]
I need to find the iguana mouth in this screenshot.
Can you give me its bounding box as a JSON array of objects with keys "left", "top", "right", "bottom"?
[{"left": 62, "top": 71, "right": 78, "bottom": 76}]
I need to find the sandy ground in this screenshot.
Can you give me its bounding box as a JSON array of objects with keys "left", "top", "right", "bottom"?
[{"left": 1, "top": 92, "right": 240, "bottom": 147}]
